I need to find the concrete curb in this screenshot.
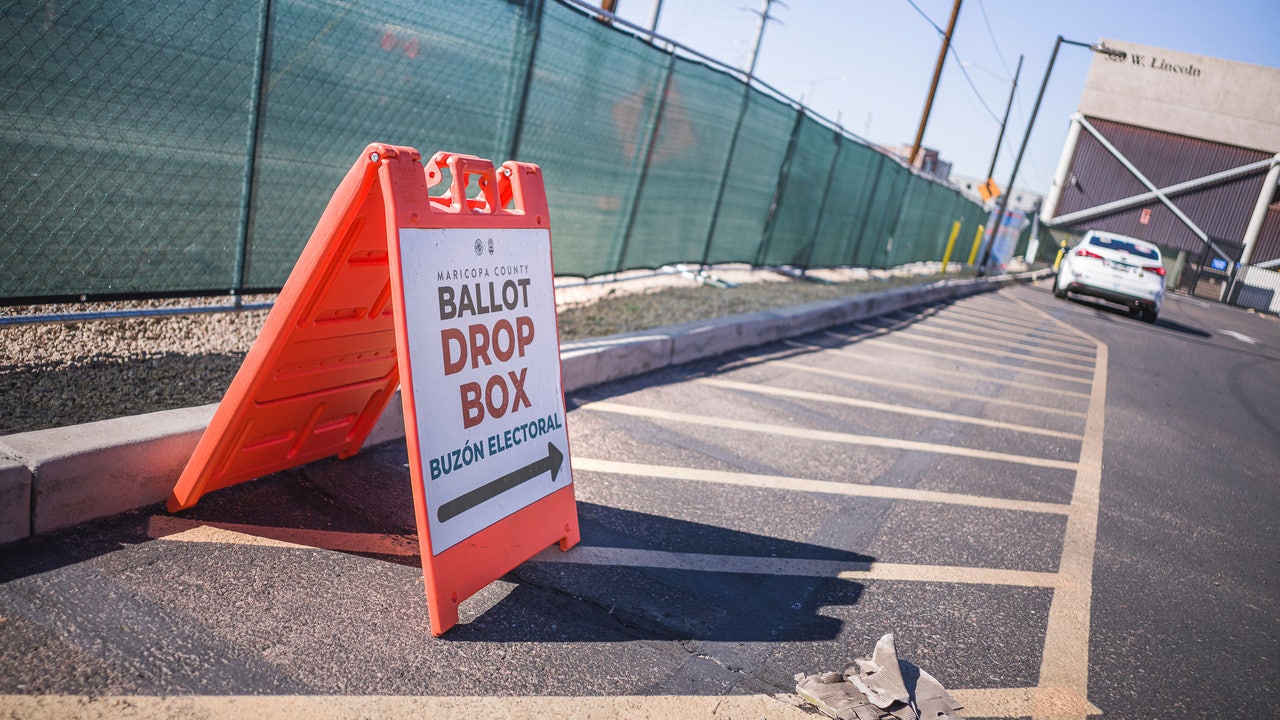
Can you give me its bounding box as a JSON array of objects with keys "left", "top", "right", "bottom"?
[{"left": 0, "top": 269, "right": 1050, "bottom": 542}]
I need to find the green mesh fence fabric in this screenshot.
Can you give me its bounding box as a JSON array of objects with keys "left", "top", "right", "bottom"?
[
  {"left": 1, "top": 0, "right": 986, "bottom": 303},
  {"left": 888, "top": 179, "right": 938, "bottom": 267},
  {"left": 515, "top": 0, "right": 668, "bottom": 278},
  {"left": 620, "top": 57, "right": 742, "bottom": 270},
  {"left": 807, "top": 139, "right": 877, "bottom": 267},
  {"left": 243, "top": 0, "right": 535, "bottom": 288},
  {"left": 756, "top": 115, "right": 834, "bottom": 267},
  {"left": 702, "top": 88, "right": 795, "bottom": 266},
  {"left": 1, "top": 0, "right": 260, "bottom": 299}
]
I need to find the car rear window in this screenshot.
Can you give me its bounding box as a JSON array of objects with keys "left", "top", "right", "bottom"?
[{"left": 1088, "top": 236, "right": 1160, "bottom": 260}]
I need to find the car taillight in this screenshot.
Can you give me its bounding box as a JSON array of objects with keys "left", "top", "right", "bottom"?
[
  {"left": 1074, "top": 249, "right": 1103, "bottom": 260},
  {"left": 1144, "top": 265, "right": 1166, "bottom": 276}
]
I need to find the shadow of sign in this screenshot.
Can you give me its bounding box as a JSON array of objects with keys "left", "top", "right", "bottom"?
[
  {"left": 448, "top": 502, "right": 872, "bottom": 643},
  {"left": 3, "top": 443, "right": 871, "bottom": 644}
]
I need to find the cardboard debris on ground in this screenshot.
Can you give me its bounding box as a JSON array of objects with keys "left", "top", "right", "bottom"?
[{"left": 795, "top": 633, "right": 963, "bottom": 720}]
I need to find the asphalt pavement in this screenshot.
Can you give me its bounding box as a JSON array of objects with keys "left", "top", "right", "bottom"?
[{"left": 1, "top": 279, "right": 1277, "bottom": 719}]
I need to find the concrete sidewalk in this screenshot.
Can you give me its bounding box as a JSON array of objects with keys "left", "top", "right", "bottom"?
[{"left": 0, "top": 270, "right": 1049, "bottom": 544}]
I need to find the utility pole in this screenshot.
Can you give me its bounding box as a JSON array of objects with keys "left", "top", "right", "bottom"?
[
  {"left": 976, "top": 37, "right": 1124, "bottom": 275},
  {"left": 598, "top": 0, "right": 618, "bottom": 25},
  {"left": 746, "top": 0, "right": 784, "bottom": 80},
  {"left": 700, "top": 0, "right": 784, "bottom": 270},
  {"left": 908, "top": 0, "right": 962, "bottom": 167}
]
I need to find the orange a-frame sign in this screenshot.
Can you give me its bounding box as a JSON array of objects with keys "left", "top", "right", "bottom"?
[{"left": 168, "top": 144, "right": 579, "bottom": 635}]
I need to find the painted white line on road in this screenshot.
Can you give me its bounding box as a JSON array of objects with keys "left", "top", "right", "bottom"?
[
  {"left": 954, "top": 294, "right": 1084, "bottom": 325},
  {"left": 864, "top": 308, "right": 1095, "bottom": 369},
  {"left": 889, "top": 311, "right": 1098, "bottom": 355},
  {"left": 533, "top": 545, "right": 1063, "bottom": 589},
  {"left": 581, "top": 402, "right": 1079, "bottom": 471},
  {"left": 884, "top": 312, "right": 1098, "bottom": 361},
  {"left": 696, "top": 377, "right": 1084, "bottom": 440},
  {"left": 1219, "top": 329, "right": 1258, "bottom": 344},
  {"left": 1004, "top": 288, "right": 1108, "bottom": 720},
  {"left": 824, "top": 332, "right": 1093, "bottom": 387},
  {"left": 935, "top": 305, "right": 1071, "bottom": 340},
  {"left": 939, "top": 303, "right": 1065, "bottom": 333},
  {"left": 1035, "top": 339, "right": 1106, "bottom": 720},
  {"left": 772, "top": 359, "right": 1088, "bottom": 419},
  {"left": 1005, "top": 289, "right": 1099, "bottom": 345},
  {"left": 783, "top": 341, "right": 1092, "bottom": 401},
  {"left": 573, "top": 457, "right": 1071, "bottom": 515},
  {"left": 850, "top": 322, "right": 1096, "bottom": 373}
]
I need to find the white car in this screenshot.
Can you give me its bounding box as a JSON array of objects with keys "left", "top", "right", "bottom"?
[{"left": 1053, "top": 231, "right": 1166, "bottom": 323}]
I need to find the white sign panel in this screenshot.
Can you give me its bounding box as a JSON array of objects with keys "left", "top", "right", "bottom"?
[{"left": 397, "top": 226, "right": 571, "bottom": 554}]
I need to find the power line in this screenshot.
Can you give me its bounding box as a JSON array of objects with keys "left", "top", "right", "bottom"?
[
  {"left": 976, "top": 0, "right": 1013, "bottom": 77},
  {"left": 902, "top": 0, "right": 944, "bottom": 34},
  {"left": 901, "top": 0, "right": 1003, "bottom": 125},
  {"left": 903, "top": 1, "right": 1051, "bottom": 190},
  {"left": 947, "top": 45, "right": 1002, "bottom": 124}
]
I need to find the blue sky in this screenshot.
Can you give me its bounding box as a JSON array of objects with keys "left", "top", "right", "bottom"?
[{"left": 609, "top": 0, "right": 1280, "bottom": 196}]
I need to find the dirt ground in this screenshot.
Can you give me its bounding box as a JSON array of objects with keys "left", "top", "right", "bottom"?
[{"left": 0, "top": 263, "right": 964, "bottom": 434}]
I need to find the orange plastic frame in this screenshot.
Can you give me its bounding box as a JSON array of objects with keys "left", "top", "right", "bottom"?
[{"left": 168, "top": 144, "right": 579, "bottom": 635}]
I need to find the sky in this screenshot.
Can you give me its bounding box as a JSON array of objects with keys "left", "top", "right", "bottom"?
[{"left": 608, "top": 0, "right": 1280, "bottom": 196}]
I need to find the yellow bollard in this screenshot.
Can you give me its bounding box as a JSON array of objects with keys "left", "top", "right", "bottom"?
[
  {"left": 967, "top": 224, "right": 985, "bottom": 266},
  {"left": 940, "top": 220, "right": 962, "bottom": 273},
  {"left": 1054, "top": 245, "right": 1066, "bottom": 270}
]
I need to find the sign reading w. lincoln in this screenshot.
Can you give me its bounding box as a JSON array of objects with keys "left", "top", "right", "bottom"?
[{"left": 397, "top": 226, "right": 571, "bottom": 554}]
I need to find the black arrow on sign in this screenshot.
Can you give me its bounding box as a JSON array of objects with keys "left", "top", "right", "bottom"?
[{"left": 436, "top": 442, "right": 565, "bottom": 523}]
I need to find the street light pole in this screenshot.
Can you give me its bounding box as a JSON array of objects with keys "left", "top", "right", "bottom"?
[{"left": 977, "top": 37, "right": 1125, "bottom": 275}]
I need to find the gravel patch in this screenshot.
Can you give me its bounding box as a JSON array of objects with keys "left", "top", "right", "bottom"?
[{"left": 0, "top": 264, "right": 968, "bottom": 436}]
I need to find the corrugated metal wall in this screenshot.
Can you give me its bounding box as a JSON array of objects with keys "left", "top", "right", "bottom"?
[
  {"left": 1055, "top": 117, "right": 1279, "bottom": 262},
  {"left": 1250, "top": 193, "right": 1280, "bottom": 264}
]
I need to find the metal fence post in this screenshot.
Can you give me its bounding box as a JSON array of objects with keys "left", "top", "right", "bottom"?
[
  {"left": 848, "top": 153, "right": 887, "bottom": 266},
  {"left": 232, "top": 0, "right": 274, "bottom": 301},
  {"left": 755, "top": 107, "right": 806, "bottom": 266},
  {"left": 699, "top": 83, "right": 752, "bottom": 267},
  {"left": 801, "top": 128, "right": 844, "bottom": 269},
  {"left": 505, "top": 0, "right": 545, "bottom": 161},
  {"left": 879, "top": 170, "right": 916, "bottom": 268},
  {"left": 614, "top": 50, "right": 676, "bottom": 272}
]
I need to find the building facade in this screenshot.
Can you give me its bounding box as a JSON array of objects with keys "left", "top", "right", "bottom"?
[{"left": 1040, "top": 40, "right": 1280, "bottom": 303}]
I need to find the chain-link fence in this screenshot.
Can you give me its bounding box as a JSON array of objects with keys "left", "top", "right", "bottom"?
[{"left": 2, "top": 0, "right": 985, "bottom": 304}]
